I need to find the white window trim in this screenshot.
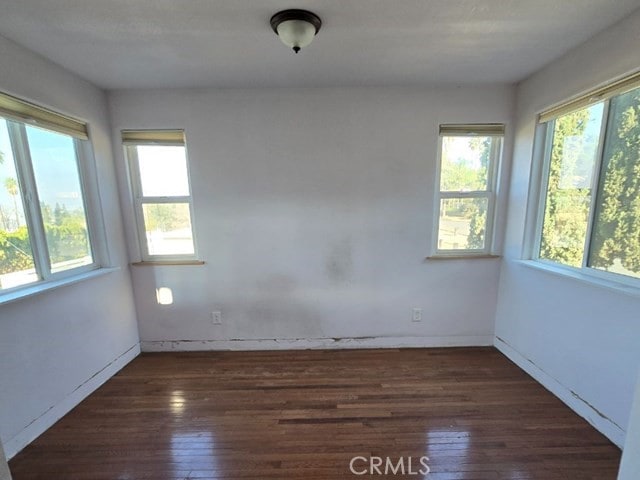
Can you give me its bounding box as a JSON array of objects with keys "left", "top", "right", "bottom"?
[
  {"left": 526, "top": 83, "right": 640, "bottom": 288},
  {"left": 0, "top": 117, "right": 109, "bottom": 300},
  {"left": 431, "top": 130, "right": 503, "bottom": 257},
  {"left": 517, "top": 260, "right": 640, "bottom": 298},
  {"left": 124, "top": 137, "right": 199, "bottom": 262}
]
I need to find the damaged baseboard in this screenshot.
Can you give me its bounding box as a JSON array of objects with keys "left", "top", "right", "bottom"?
[
  {"left": 141, "top": 335, "right": 494, "bottom": 352},
  {"left": 494, "top": 336, "right": 625, "bottom": 448},
  {"left": 4, "top": 343, "right": 140, "bottom": 459}
]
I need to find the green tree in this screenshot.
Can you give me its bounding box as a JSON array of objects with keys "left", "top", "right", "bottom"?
[
  {"left": 0, "top": 226, "right": 33, "bottom": 275},
  {"left": 44, "top": 204, "right": 90, "bottom": 264},
  {"left": 144, "top": 204, "right": 190, "bottom": 232}
]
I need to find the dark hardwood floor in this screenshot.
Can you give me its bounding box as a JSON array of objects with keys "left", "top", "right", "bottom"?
[{"left": 9, "top": 348, "right": 621, "bottom": 479}]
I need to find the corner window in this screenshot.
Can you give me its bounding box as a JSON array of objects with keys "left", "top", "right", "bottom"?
[
  {"left": 123, "top": 130, "right": 197, "bottom": 261},
  {"left": 433, "top": 124, "right": 504, "bottom": 256},
  {"left": 0, "top": 92, "right": 102, "bottom": 292},
  {"left": 534, "top": 74, "right": 640, "bottom": 281}
]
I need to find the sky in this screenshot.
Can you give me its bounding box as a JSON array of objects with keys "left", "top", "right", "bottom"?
[{"left": 0, "top": 120, "right": 86, "bottom": 221}]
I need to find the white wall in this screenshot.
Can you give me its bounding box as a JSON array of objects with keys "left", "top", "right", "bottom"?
[
  {"left": 495, "top": 11, "right": 640, "bottom": 447},
  {"left": 618, "top": 371, "right": 640, "bottom": 479},
  {"left": 0, "top": 35, "right": 140, "bottom": 458},
  {"left": 109, "top": 86, "right": 513, "bottom": 351}
]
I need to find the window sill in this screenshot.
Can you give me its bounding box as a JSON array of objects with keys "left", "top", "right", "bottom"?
[
  {"left": 426, "top": 254, "right": 501, "bottom": 260},
  {"left": 131, "top": 260, "right": 205, "bottom": 267},
  {"left": 0, "top": 266, "right": 120, "bottom": 306},
  {"left": 516, "top": 260, "right": 640, "bottom": 298}
]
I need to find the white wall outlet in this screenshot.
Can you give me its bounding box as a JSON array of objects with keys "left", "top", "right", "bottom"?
[
  {"left": 412, "top": 307, "right": 422, "bottom": 322},
  {"left": 211, "top": 311, "right": 222, "bottom": 325}
]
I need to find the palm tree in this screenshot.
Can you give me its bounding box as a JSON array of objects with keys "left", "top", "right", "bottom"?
[{"left": 4, "top": 177, "right": 19, "bottom": 229}]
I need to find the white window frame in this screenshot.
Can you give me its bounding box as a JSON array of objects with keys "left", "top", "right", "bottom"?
[
  {"left": 123, "top": 130, "right": 198, "bottom": 262},
  {"left": 527, "top": 72, "right": 640, "bottom": 288},
  {"left": 0, "top": 116, "right": 108, "bottom": 298},
  {"left": 432, "top": 124, "right": 504, "bottom": 257}
]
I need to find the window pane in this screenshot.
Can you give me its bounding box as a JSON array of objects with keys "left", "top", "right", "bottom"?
[
  {"left": 438, "top": 197, "right": 488, "bottom": 250},
  {"left": 0, "top": 120, "right": 37, "bottom": 289},
  {"left": 440, "top": 136, "right": 493, "bottom": 192},
  {"left": 26, "top": 126, "right": 93, "bottom": 273},
  {"left": 137, "top": 146, "right": 189, "bottom": 197},
  {"left": 589, "top": 88, "right": 640, "bottom": 279},
  {"left": 142, "top": 203, "right": 194, "bottom": 256},
  {"left": 539, "top": 103, "right": 604, "bottom": 267}
]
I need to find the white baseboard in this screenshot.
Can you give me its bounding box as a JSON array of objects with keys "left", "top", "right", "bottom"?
[
  {"left": 141, "top": 335, "right": 494, "bottom": 352},
  {"left": 4, "top": 343, "right": 140, "bottom": 459},
  {"left": 494, "top": 336, "right": 625, "bottom": 448}
]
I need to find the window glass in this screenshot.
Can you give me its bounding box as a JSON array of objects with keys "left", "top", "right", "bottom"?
[
  {"left": 137, "top": 145, "right": 189, "bottom": 197},
  {"left": 588, "top": 88, "right": 640, "bottom": 279},
  {"left": 435, "top": 130, "right": 501, "bottom": 255},
  {"left": 539, "top": 103, "right": 604, "bottom": 267},
  {"left": 440, "top": 136, "right": 492, "bottom": 192},
  {"left": 26, "top": 125, "right": 93, "bottom": 273},
  {"left": 142, "top": 203, "right": 194, "bottom": 256},
  {"left": 437, "top": 197, "right": 488, "bottom": 251},
  {"left": 125, "top": 133, "right": 196, "bottom": 260},
  {"left": 0, "top": 120, "right": 37, "bottom": 289}
]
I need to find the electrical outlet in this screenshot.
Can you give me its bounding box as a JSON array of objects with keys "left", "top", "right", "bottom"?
[
  {"left": 211, "top": 311, "right": 222, "bottom": 325},
  {"left": 412, "top": 307, "right": 422, "bottom": 322}
]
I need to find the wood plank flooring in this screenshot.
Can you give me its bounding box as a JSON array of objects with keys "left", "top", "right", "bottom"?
[{"left": 9, "top": 348, "right": 621, "bottom": 479}]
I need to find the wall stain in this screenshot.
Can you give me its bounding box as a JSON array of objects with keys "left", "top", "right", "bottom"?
[{"left": 325, "top": 239, "right": 353, "bottom": 284}]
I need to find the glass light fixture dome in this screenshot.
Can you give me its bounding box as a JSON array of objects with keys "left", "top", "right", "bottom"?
[{"left": 270, "top": 10, "right": 322, "bottom": 54}]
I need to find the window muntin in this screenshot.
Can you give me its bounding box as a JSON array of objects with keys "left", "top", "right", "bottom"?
[
  {"left": 0, "top": 104, "right": 101, "bottom": 292},
  {"left": 124, "top": 131, "right": 197, "bottom": 261},
  {"left": 434, "top": 126, "right": 503, "bottom": 255},
  {"left": 535, "top": 80, "right": 640, "bottom": 281}
]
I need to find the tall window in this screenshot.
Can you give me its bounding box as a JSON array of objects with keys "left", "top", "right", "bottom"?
[
  {"left": 434, "top": 124, "right": 504, "bottom": 256},
  {"left": 534, "top": 74, "right": 640, "bottom": 281},
  {"left": 123, "top": 130, "right": 197, "bottom": 261},
  {"left": 0, "top": 92, "right": 101, "bottom": 292}
]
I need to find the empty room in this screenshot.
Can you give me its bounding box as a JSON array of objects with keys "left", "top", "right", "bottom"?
[{"left": 1, "top": 1, "right": 640, "bottom": 479}]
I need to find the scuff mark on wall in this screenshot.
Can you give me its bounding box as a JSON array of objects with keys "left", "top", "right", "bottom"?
[
  {"left": 142, "top": 334, "right": 494, "bottom": 352},
  {"left": 494, "top": 335, "right": 625, "bottom": 439},
  {"left": 570, "top": 390, "right": 623, "bottom": 429}
]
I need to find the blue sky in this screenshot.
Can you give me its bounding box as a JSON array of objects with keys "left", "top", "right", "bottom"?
[{"left": 0, "top": 121, "right": 85, "bottom": 219}]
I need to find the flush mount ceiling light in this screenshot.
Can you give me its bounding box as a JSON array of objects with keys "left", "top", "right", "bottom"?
[{"left": 270, "top": 9, "right": 322, "bottom": 54}]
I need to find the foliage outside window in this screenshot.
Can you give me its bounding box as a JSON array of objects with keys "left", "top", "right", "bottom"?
[
  {"left": 123, "top": 130, "right": 197, "bottom": 261},
  {"left": 0, "top": 101, "right": 100, "bottom": 292},
  {"left": 536, "top": 82, "right": 640, "bottom": 280},
  {"left": 434, "top": 125, "right": 504, "bottom": 255}
]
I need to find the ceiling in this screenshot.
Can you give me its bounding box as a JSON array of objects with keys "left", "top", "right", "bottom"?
[{"left": 0, "top": 0, "right": 638, "bottom": 90}]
